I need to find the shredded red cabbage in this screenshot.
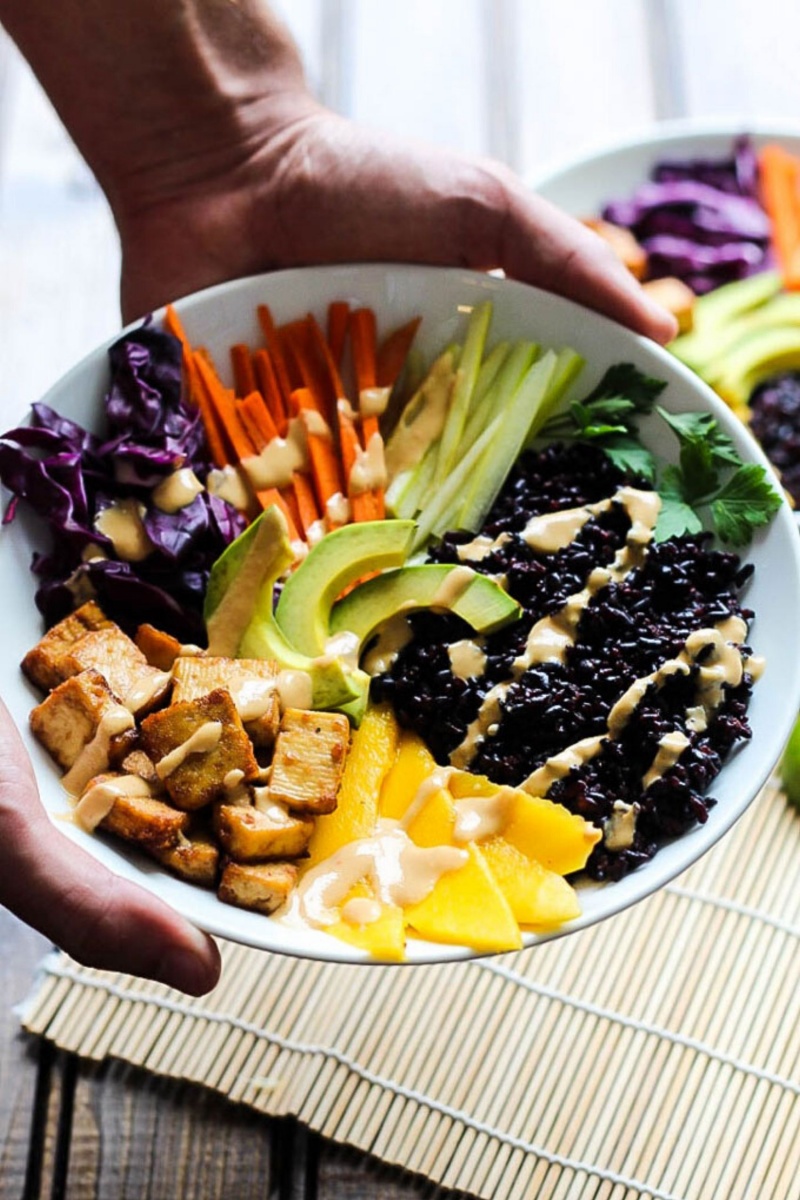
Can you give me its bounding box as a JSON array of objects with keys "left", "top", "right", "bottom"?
[
  {"left": 0, "top": 323, "right": 245, "bottom": 641},
  {"left": 601, "top": 136, "right": 772, "bottom": 293}
]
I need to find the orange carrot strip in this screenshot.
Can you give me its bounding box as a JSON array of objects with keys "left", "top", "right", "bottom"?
[
  {"left": 291, "top": 470, "right": 321, "bottom": 535},
  {"left": 253, "top": 485, "right": 300, "bottom": 539},
  {"left": 163, "top": 304, "right": 191, "bottom": 354},
  {"left": 306, "top": 312, "right": 346, "bottom": 400},
  {"left": 327, "top": 301, "right": 350, "bottom": 367},
  {"left": 257, "top": 304, "right": 294, "bottom": 412},
  {"left": 376, "top": 316, "right": 422, "bottom": 387},
  {"left": 253, "top": 348, "right": 288, "bottom": 433},
  {"left": 291, "top": 386, "right": 344, "bottom": 510},
  {"left": 230, "top": 343, "right": 258, "bottom": 398},
  {"left": 281, "top": 318, "right": 335, "bottom": 417},
  {"left": 193, "top": 353, "right": 256, "bottom": 462},
  {"left": 237, "top": 393, "right": 271, "bottom": 452},
  {"left": 761, "top": 145, "right": 800, "bottom": 288},
  {"left": 348, "top": 307, "right": 386, "bottom": 518}
]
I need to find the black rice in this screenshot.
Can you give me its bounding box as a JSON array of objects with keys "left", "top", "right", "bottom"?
[{"left": 372, "top": 442, "right": 755, "bottom": 880}]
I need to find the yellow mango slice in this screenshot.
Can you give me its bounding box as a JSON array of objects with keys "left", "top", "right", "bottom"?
[
  {"left": 327, "top": 903, "right": 406, "bottom": 962},
  {"left": 305, "top": 703, "right": 400, "bottom": 868},
  {"left": 480, "top": 838, "right": 581, "bottom": 928},
  {"left": 403, "top": 782, "right": 456, "bottom": 847},
  {"left": 379, "top": 731, "right": 438, "bottom": 820},
  {"left": 502, "top": 791, "right": 600, "bottom": 876},
  {"left": 404, "top": 843, "right": 522, "bottom": 953}
]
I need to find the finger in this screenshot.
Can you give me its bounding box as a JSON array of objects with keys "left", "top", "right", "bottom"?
[{"left": 0, "top": 700, "right": 221, "bottom": 995}]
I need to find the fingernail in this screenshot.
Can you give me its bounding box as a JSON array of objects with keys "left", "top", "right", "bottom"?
[{"left": 156, "top": 935, "right": 220, "bottom": 995}]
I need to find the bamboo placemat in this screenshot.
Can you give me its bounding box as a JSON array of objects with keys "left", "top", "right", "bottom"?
[{"left": 21, "top": 777, "right": 800, "bottom": 1200}]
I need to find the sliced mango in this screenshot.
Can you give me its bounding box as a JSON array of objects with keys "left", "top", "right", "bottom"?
[
  {"left": 480, "top": 838, "right": 580, "bottom": 928},
  {"left": 502, "top": 791, "right": 600, "bottom": 876},
  {"left": 403, "top": 781, "right": 456, "bottom": 847},
  {"left": 327, "top": 903, "right": 406, "bottom": 962},
  {"left": 404, "top": 843, "right": 522, "bottom": 953},
  {"left": 379, "top": 731, "right": 439, "bottom": 820},
  {"left": 305, "top": 703, "right": 400, "bottom": 868}
]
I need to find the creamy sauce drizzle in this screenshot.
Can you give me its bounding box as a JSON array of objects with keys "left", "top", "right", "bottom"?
[
  {"left": 325, "top": 492, "right": 351, "bottom": 528},
  {"left": 642, "top": 730, "right": 690, "bottom": 791},
  {"left": 604, "top": 801, "right": 639, "bottom": 851},
  {"left": 448, "top": 639, "right": 487, "bottom": 681},
  {"left": 241, "top": 418, "right": 309, "bottom": 490},
  {"left": 152, "top": 467, "right": 203, "bottom": 513},
  {"left": 359, "top": 387, "right": 392, "bottom": 418},
  {"left": 522, "top": 736, "right": 606, "bottom": 797},
  {"left": 384, "top": 351, "right": 456, "bottom": 478},
  {"left": 456, "top": 532, "right": 510, "bottom": 563},
  {"left": 452, "top": 786, "right": 516, "bottom": 844},
  {"left": 94, "top": 499, "right": 154, "bottom": 563},
  {"left": 206, "top": 465, "right": 252, "bottom": 512},
  {"left": 122, "top": 670, "right": 171, "bottom": 715},
  {"left": 73, "top": 773, "right": 152, "bottom": 832},
  {"left": 62, "top": 706, "right": 136, "bottom": 797},
  {"left": 276, "top": 669, "right": 313, "bottom": 712},
  {"left": 229, "top": 677, "right": 276, "bottom": 722},
  {"left": 155, "top": 720, "right": 222, "bottom": 779},
  {"left": 349, "top": 432, "right": 387, "bottom": 496},
  {"left": 431, "top": 566, "right": 475, "bottom": 609},
  {"left": 362, "top": 615, "right": 413, "bottom": 676}
]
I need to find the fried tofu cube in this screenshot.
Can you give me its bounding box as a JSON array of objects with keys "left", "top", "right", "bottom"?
[
  {"left": 98, "top": 788, "right": 190, "bottom": 849},
  {"left": 214, "top": 799, "right": 314, "bottom": 862},
  {"left": 22, "top": 601, "right": 113, "bottom": 692},
  {"left": 218, "top": 860, "right": 297, "bottom": 915},
  {"left": 642, "top": 276, "right": 696, "bottom": 334},
  {"left": 172, "top": 656, "right": 280, "bottom": 748},
  {"left": 149, "top": 828, "right": 220, "bottom": 887},
  {"left": 135, "top": 624, "right": 191, "bottom": 672},
  {"left": 583, "top": 217, "right": 648, "bottom": 280},
  {"left": 269, "top": 708, "right": 350, "bottom": 815},
  {"left": 140, "top": 688, "right": 259, "bottom": 811},
  {"left": 118, "top": 748, "right": 160, "bottom": 789},
  {"left": 30, "top": 669, "right": 131, "bottom": 772},
  {"left": 59, "top": 626, "right": 171, "bottom": 715}
]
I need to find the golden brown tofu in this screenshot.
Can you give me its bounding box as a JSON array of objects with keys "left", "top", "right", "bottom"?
[
  {"left": 642, "top": 276, "right": 696, "bottom": 334},
  {"left": 30, "top": 669, "right": 131, "bottom": 772},
  {"left": 98, "top": 788, "right": 190, "bottom": 849},
  {"left": 172, "top": 656, "right": 280, "bottom": 748},
  {"left": 140, "top": 688, "right": 259, "bottom": 811},
  {"left": 269, "top": 708, "right": 350, "bottom": 815},
  {"left": 22, "top": 601, "right": 113, "bottom": 692},
  {"left": 118, "top": 747, "right": 160, "bottom": 788},
  {"left": 583, "top": 217, "right": 648, "bottom": 280},
  {"left": 59, "top": 626, "right": 171, "bottom": 715},
  {"left": 149, "top": 828, "right": 220, "bottom": 887},
  {"left": 135, "top": 623, "right": 188, "bottom": 671},
  {"left": 214, "top": 800, "right": 313, "bottom": 862},
  {"left": 218, "top": 860, "right": 297, "bottom": 915}
]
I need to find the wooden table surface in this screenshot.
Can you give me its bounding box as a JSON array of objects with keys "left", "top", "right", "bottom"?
[{"left": 2, "top": 2, "right": 800, "bottom": 1196}]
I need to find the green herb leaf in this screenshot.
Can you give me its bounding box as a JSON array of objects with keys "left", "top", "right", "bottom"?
[
  {"left": 602, "top": 435, "right": 657, "bottom": 482},
  {"left": 584, "top": 364, "right": 667, "bottom": 413},
  {"left": 708, "top": 464, "right": 784, "bottom": 546},
  {"left": 653, "top": 465, "right": 704, "bottom": 541}
]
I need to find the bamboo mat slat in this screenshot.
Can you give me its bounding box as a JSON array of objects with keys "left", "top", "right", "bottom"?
[{"left": 20, "top": 777, "right": 800, "bottom": 1200}]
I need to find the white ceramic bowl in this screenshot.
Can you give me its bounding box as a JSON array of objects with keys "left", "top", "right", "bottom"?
[
  {"left": 531, "top": 117, "right": 800, "bottom": 213},
  {"left": 3, "top": 263, "right": 800, "bottom": 964}
]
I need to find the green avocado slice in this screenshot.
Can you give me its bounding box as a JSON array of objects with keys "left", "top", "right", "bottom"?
[
  {"left": 328, "top": 564, "right": 522, "bottom": 652},
  {"left": 275, "top": 518, "right": 416, "bottom": 655},
  {"left": 204, "top": 506, "right": 360, "bottom": 711}
]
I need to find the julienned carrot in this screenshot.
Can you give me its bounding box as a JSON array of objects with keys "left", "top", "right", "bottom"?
[
  {"left": 327, "top": 301, "right": 350, "bottom": 367},
  {"left": 282, "top": 318, "right": 336, "bottom": 417},
  {"left": 306, "top": 313, "right": 346, "bottom": 400},
  {"left": 257, "top": 304, "right": 294, "bottom": 412},
  {"left": 290, "top": 386, "right": 344, "bottom": 515},
  {"left": 193, "top": 353, "right": 255, "bottom": 463},
  {"left": 291, "top": 470, "right": 321, "bottom": 536},
  {"left": 230, "top": 343, "right": 258, "bottom": 398},
  {"left": 239, "top": 391, "right": 279, "bottom": 445},
  {"left": 349, "top": 307, "right": 386, "bottom": 518},
  {"left": 253, "top": 348, "right": 288, "bottom": 433},
  {"left": 761, "top": 145, "right": 800, "bottom": 289},
  {"left": 334, "top": 398, "right": 380, "bottom": 522},
  {"left": 376, "top": 317, "right": 422, "bottom": 387}
]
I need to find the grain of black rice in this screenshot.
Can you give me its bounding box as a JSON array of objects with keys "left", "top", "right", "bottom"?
[{"left": 372, "top": 442, "right": 755, "bottom": 880}]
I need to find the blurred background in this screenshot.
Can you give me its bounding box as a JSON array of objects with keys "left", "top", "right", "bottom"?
[{"left": 0, "top": 0, "right": 798, "bottom": 412}]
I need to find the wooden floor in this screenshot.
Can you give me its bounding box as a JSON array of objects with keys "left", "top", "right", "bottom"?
[{"left": 3, "top": 2, "right": 800, "bottom": 1196}]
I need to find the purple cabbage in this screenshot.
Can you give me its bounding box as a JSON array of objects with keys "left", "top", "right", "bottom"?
[
  {"left": 600, "top": 135, "right": 772, "bottom": 293},
  {"left": 0, "top": 323, "right": 246, "bottom": 641}
]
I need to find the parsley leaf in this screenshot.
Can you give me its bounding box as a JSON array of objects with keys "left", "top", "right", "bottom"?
[
  {"left": 709, "top": 464, "right": 784, "bottom": 546},
  {"left": 653, "top": 466, "right": 704, "bottom": 540},
  {"left": 583, "top": 364, "right": 668, "bottom": 413},
  {"left": 601, "top": 435, "right": 657, "bottom": 482}
]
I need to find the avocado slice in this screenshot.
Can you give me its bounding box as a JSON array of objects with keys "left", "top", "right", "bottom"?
[
  {"left": 275, "top": 518, "right": 416, "bottom": 655},
  {"left": 670, "top": 270, "right": 782, "bottom": 372},
  {"left": 713, "top": 324, "right": 800, "bottom": 410},
  {"left": 204, "top": 506, "right": 359, "bottom": 710},
  {"left": 328, "top": 564, "right": 522, "bottom": 654}
]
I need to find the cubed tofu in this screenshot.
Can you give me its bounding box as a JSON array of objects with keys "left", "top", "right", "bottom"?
[
  {"left": 218, "top": 860, "right": 297, "bottom": 915},
  {"left": 214, "top": 800, "right": 314, "bottom": 862},
  {"left": 172, "top": 656, "right": 280, "bottom": 748},
  {"left": 135, "top": 624, "right": 191, "bottom": 672},
  {"left": 140, "top": 688, "right": 259, "bottom": 811},
  {"left": 30, "top": 669, "right": 131, "bottom": 772},
  {"left": 22, "top": 601, "right": 113, "bottom": 692},
  {"left": 642, "top": 276, "right": 696, "bottom": 334},
  {"left": 149, "top": 828, "right": 220, "bottom": 887},
  {"left": 59, "top": 626, "right": 171, "bottom": 715},
  {"left": 269, "top": 709, "right": 350, "bottom": 815},
  {"left": 98, "top": 787, "right": 190, "bottom": 849},
  {"left": 118, "top": 748, "right": 160, "bottom": 788},
  {"left": 583, "top": 217, "right": 648, "bottom": 280}
]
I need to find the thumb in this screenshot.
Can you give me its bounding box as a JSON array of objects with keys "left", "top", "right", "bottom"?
[{"left": 0, "top": 699, "right": 221, "bottom": 995}]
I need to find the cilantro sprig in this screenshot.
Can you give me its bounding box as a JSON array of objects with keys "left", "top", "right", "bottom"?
[{"left": 541, "top": 363, "right": 783, "bottom": 548}]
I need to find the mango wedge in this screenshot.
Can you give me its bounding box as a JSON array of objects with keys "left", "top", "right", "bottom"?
[
  {"left": 480, "top": 839, "right": 580, "bottom": 928},
  {"left": 379, "top": 732, "right": 438, "bottom": 820},
  {"left": 404, "top": 843, "right": 522, "bottom": 953},
  {"left": 305, "top": 703, "right": 399, "bottom": 867},
  {"left": 502, "top": 791, "right": 600, "bottom": 876},
  {"left": 327, "top": 901, "right": 406, "bottom": 962}
]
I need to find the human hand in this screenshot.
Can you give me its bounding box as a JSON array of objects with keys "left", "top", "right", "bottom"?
[
  {"left": 0, "top": 699, "right": 221, "bottom": 994},
  {"left": 117, "top": 106, "right": 678, "bottom": 343}
]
